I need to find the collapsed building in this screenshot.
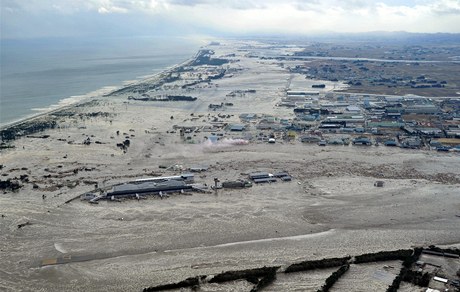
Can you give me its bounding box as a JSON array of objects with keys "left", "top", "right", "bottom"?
[{"left": 82, "top": 174, "right": 205, "bottom": 203}]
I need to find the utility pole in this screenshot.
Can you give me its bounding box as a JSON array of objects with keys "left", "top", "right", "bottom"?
[{"left": 213, "top": 177, "right": 220, "bottom": 195}]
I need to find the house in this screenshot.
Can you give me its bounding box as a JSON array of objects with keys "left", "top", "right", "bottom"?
[
  {"left": 253, "top": 177, "right": 277, "bottom": 184},
  {"left": 189, "top": 165, "right": 208, "bottom": 172},
  {"left": 384, "top": 140, "right": 398, "bottom": 147},
  {"left": 239, "top": 113, "right": 257, "bottom": 121},
  {"left": 346, "top": 105, "right": 361, "bottom": 113},
  {"left": 260, "top": 116, "right": 277, "bottom": 124},
  {"left": 384, "top": 96, "right": 404, "bottom": 103},
  {"left": 222, "top": 180, "right": 252, "bottom": 188},
  {"left": 287, "top": 90, "right": 319, "bottom": 96},
  {"left": 207, "top": 136, "right": 219, "bottom": 143},
  {"left": 300, "top": 136, "right": 321, "bottom": 143},
  {"left": 273, "top": 172, "right": 290, "bottom": 178},
  {"left": 367, "top": 121, "right": 405, "bottom": 128},
  {"left": 280, "top": 118, "right": 291, "bottom": 125},
  {"left": 340, "top": 128, "right": 355, "bottom": 133},
  {"left": 280, "top": 176, "right": 292, "bottom": 181},
  {"left": 405, "top": 105, "right": 440, "bottom": 114},
  {"left": 416, "top": 127, "right": 443, "bottom": 137},
  {"left": 352, "top": 137, "right": 371, "bottom": 145},
  {"left": 327, "top": 138, "right": 344, "bottom": 145},
  {"left": 229, "top": 124, "right": 245, "bottom": 131},
  {"left": 386, "top": 107, "right": 404, "bottom": 117},
  {"left": 249, "top": 172, "right": 271, "bottom": 180},
  {"left": 300, "top": 114, "right": 318, "bottom": 121},
  {"left": 401, "top": 137, "right": 422, "bottom": 148}
]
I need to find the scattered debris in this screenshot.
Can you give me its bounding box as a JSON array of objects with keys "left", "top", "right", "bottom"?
[
  {"left": 374, "top": 181, "right": 385, "bottom": 187},
  {"left": 17, "top": 221, "right": 32, "bottom": 229}
]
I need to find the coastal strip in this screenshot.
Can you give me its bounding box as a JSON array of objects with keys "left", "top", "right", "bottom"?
[{"left": 0, "top": 50, "right": 202, "bottom": 140}]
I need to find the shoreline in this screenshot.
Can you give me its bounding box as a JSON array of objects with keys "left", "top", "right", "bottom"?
[
  {"left": 2, "top": 46, "right": 458, "bottom": 133},
  {"left": 0, "top": 51, "right": 200, "bottom": 132}
]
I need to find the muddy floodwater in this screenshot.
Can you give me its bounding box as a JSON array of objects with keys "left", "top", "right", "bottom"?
[{"left": 1, "top": 40, "right": 459, "bottom": 291}]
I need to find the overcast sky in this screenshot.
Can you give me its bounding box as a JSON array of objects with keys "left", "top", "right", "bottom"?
[{"left": 1, "top": 0, "right": 460, "bottom": 39}]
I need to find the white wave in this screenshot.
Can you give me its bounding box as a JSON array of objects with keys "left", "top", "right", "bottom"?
[
  {"left": 201, "top": 138, "right": 249, "bottom": 149},
  {"left": 31, "top": 86, "right": 118, "bottom": 113},
  {"left": 54, "top": 243, "right": 68, "bottom": 254},
  {"left": 121, "top": 79, "right": 139, "bottom": 85},
  {"left": 164, "top": 229, "right": 335, "bottom": 253}
]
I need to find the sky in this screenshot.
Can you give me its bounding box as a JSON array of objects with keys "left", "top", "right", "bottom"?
[{"left": 1, "top": 0, "right": 460, "bottom": 39}]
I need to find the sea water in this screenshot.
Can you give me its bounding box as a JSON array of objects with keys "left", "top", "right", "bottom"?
[{"left": 0, "top": 36, "right": 203, "bottom": 125}]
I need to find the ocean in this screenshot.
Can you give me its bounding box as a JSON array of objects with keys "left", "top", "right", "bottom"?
[{"left": 0, "top": 36, "right": 203, "bottom": 126}]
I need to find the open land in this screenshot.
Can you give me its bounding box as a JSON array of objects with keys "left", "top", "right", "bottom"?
[
  {"left": 277, "top": 40, "right": 460, "bottom": 96},
  {"left": 1, "top": 39, "right": 459, "bottom": 291}
]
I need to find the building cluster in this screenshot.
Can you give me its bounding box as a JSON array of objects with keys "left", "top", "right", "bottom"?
[
  {"left": 415, "top": 249, "right": 460, "bottom": 291},
  {"left": 227, "top": 91, "right": 460, "bottom": 151},
  {"left": 299, "top": 62, "right": 450, "bottom": 90},
  {"left": 285, "top": 43, "right": 460, "bottom": 96},
  {"left": 81, "top": 169, "right": 294, "bottom": 203},
  {"left": 289, "top": 92, "right": 459, "bottom": 150},
  {"left": 165, "top": 88, "right": 459, "bottom": 152}
]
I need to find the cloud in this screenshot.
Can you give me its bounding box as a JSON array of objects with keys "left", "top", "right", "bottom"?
[
  {"left": 168, "top": 0, "right": 208, "bottom": 6},
  {"left": 430, "top": 0, "right": 460, "bottom": 15},
  {"left": 1, "top": 0, "right": 460, "bottom": 39},
  {"left": 97, "top": 5, "right": 128, "bottom": 14}
]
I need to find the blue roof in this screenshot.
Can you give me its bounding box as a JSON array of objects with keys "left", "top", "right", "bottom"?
[
  {"left": 208, "top": 136, "right": 218, "bottom": 143},
  {"left": 346, "top": 105, "right": 361, "bottom": 111}
]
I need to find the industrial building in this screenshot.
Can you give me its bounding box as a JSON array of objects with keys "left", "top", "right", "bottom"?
[{"left": 107, "top": 180, "right": 192, "bottom": 198}]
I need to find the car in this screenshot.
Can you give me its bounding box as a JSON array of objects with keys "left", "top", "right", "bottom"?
[
  {"left": 437, "top": 146, "right": 450, "bottom": 152},
  {"left": 384, "top": 140, "right": 398, "bottom": 147}
]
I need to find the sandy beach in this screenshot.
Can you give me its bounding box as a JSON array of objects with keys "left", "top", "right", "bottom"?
[{"left": 1, "top": 40, "right": 459, "bottom": 291}]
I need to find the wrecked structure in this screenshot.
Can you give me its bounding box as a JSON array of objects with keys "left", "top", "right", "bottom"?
[{"left": 81, "top": 174, "right": 204, "bottom": 203}]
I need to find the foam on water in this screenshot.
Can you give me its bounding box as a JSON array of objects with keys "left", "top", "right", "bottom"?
[
  {"left": 30, "top": 86, "right": 119, "bottom": 113},
  {"left": 164, "top": 229, "right": 336, "bottom": 253}
]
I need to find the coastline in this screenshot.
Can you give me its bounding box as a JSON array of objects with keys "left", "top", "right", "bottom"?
[{"left": 0, "top": 50, "right": 200, "bottom": 132}]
